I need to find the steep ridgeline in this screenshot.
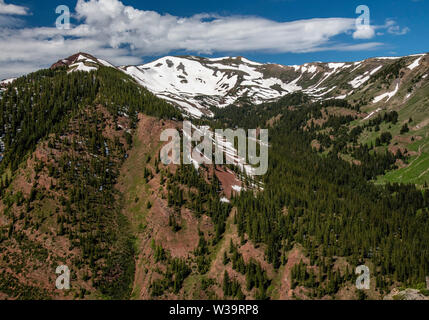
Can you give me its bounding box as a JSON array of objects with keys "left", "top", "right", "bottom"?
[
  {"left": 34, "top": 52, "right": 429, "bottom": 119},
  {"left": 118, "top": 54, "right": 429, "bottom": 118},
  {"left": 0, "top": 62, "right": 181, "bottom": 299},
  {"left": 50, "top": 52, "right": 116, "bottom": 71}
]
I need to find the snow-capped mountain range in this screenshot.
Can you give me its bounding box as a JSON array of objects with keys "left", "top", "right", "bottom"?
[
  {"left": 119, "top": 56, "right": 303, "bottom": 117},
  {"left": 3, "top": 52, "right": 428, "bottom": 118}
]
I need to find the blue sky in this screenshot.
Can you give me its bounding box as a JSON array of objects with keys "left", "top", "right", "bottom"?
[{"left": 0, "top": 0, "right": 428, "bottom": 78}]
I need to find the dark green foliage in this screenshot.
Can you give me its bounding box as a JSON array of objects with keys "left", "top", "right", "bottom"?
[
  {"left": 0, "top": 65, "right": 182, "bottom": 299},
  {"left": 225, "top": 241, "right": 271, "bottom": 299},
  {"left": 371, "top": 58, "right": 406, "bottom": 83},
  {"left": 223, "top": 271, "right": 245, "bottom": 299},
  {"left": 383, "top": 111, "right": 399, "bottom": 124},
  {"left": 167, "top": 164, "right": 231, "bottom": 243},
  {"left": 150, "top": 253, "right": 191, "bottom": 297},
  {"left": 215, "top": 94, "right": 429, "bottom": 291},
  {"left": 400, "top": 123, "right": 410, "bottom": 134},
  {"left": 168, "top": 214, "right": 181, "bottom": 232},
  {"left": 0, "top": 271, "right": 51, "bottom": 300},
  {"left": 0, "top": 66, "right": 181, "bottom": 175},
  {"left": 379, "top": 132, "right": 393, "bottom": 145}
]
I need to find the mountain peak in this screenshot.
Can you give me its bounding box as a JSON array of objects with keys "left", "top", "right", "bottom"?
[
  {"left": 51, "top": 52, "right": 95, "bottom": 68},
  {"left": 50, "top": 52, "right": 114, "bottom": 72}
]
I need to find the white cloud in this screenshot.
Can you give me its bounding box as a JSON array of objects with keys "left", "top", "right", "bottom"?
[
  {"left": 387, "top": 25, "right": 410, "bottom": 35},
  {"left": 383, "top": 19, "right": 410, "bottom": 36},
  {"left": 353, "top": 25, "right": 376, "bottom": 39},
  {"left": 352, "top": 18, "right": 409, "bottom": 39},
  {"left": 72, "top": 0, "right": 359, "bottom": 55},
  {"left": 328, "top": 42, "right": 383, "bottom": 51},
  {"left": 0, "top": 0, "right": 29, "bottom": 15},
  {"left": 0, "top": 12, "right": 22, "bottom": 26},
  {"left": 0, "top": 0, "right": 385, "bottom": 79}
]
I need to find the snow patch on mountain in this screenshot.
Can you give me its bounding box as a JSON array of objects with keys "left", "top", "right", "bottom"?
[
  {"left": 159, "top": 94, "right": 205, "bottom": 118},
  {"left": 349, "top": 74, "right": 370, "bottom": 89},
  {"left": 370, "top": 65, "right": 383, "bottom": 75},
  {"left": 182, "top": 123, "right": 261, "bottom": 178},
  {"left": 375, "top": 56, "right": 400, "bottom": 60},
  {"left": 120, "top": 56, "right": 305, "bottom": 117},
  {"left": 220, "top": 197, "right": 230, "bottom": 203},
  {"left": 68, "top": 62, "right": 97, "bottom": 73},
  {"left": 0, "top": 78, "right": 16, "bottom": 86},
  {"left": 346, "top": 65, "right": 381, "bottom": 90},
  {"left": 334, "top": 94, "right": 347, "bottom": 99},
  {"left": 98, "top": 59, "right": 115, "bottom": 68},
  {"left": 328, "top": 63, "right": 347, "bottom": 71},
  {"left": 408, "top": 56, "right": 423, "bottom": 71},
  {"left": 363, "top": 108, "right": 382, "bottom": 120},
  {"left": 373, "top": 83, "right": 400, "bottom": 103},
  {"left": 311, "top": 86, "right": 337, "bottom": 98},
  {"left": 290, "top": 63, "right": 318, "bottom": 74},
  {"left": 232, "top": 185, "right": 242, "bottom": 192},
  {"left": 53, "top": 52, "right": 112, "bottom": 74}
]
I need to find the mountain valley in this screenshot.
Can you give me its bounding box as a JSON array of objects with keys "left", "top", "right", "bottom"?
[{"left": 1, "top": 51, "right": 429, "bottom": 300}]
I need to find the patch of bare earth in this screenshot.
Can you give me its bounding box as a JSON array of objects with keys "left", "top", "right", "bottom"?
[
  {"left": 118, "top": 114, "right": 215, "bottom": 299},
  {"left": 0, "top": 139, "right": 92, "bottom": 299},
  {"left": 206, "top": 208, "right": 275, "bottom": 300},
  {"left": 277, "top": 246, "right": 308, "bottom": 300},
  {"left": 215, "top": 166, "right": 242, "bottom": 199},
  {"left": 0, "top": 104, "right": 133, "bottom": 299}
]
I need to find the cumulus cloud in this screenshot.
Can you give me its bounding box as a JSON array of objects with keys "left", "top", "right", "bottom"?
[
  {"left": 0, "top": 0, "right": 384, "bottom": 79},
  {"left": 353, "top": 25, "right": 376, "bottom": 39},
  {"left": 0, "top": 0, "right": 29, "bottom": 15},
  {"left": 71, "top": 0, "right": 360, "bottom": 55}
]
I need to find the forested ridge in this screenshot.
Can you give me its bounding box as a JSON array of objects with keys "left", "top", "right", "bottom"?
[
  {"left": 211, "top": 94, "right": 429, "bottom": 297},
  {"left": 0, "top": 66, "right": 181, "bottom": 299},
  {"left": 0, "top": 66, "right": 181, "bottom": 174}
]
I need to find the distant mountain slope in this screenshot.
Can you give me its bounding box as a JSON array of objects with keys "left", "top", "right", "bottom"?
[
  {"left": 120, "top": 54, "right": 428, "bottom": 117},
  {"left": 46, "top": 52, "right": 428, "bottom": 119},
  {"left": 120, "top": 56, "right": 303, "bottom": 117}
]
